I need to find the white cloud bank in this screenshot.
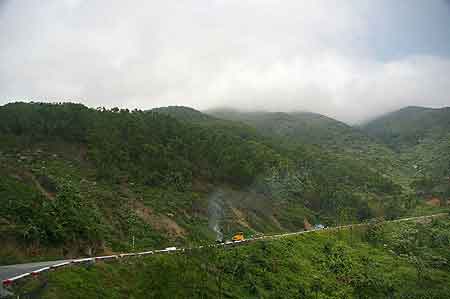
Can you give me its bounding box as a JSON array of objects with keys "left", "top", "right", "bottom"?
[{"left": 1, "top": 0, "right": 450, "bottom": 123}]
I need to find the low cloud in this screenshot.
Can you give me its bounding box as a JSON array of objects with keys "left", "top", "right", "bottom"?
[{"left": 1, "top": 0, "right": 449, "bottom": 123}]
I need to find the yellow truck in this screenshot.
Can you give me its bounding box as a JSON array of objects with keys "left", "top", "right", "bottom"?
[{"left": 232, "top": 232, "right": 244, "bottom": 241}]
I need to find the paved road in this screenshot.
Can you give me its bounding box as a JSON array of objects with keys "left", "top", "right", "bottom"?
[
  {"left": 0, "top": 259, "right": 70, "bottom": 283},
  {"left": 1, "top": 212, "right": 447, "bottom": 293},
  {"left": 0, "top": 259, "right": 72, "bottom": 297}
]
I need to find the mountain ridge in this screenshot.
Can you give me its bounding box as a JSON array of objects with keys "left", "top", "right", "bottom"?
[{"left": 0, "top": 102, "right": 409, "bottom": 264}]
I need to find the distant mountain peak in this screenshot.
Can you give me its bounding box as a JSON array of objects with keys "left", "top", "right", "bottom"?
[{"left": 151, "top": 106, "right": 215, "bottom": 122}]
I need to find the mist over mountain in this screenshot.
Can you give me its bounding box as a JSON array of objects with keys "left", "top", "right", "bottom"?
[{"left": 1, "top": 1, "right": 450, "bottom": 123}]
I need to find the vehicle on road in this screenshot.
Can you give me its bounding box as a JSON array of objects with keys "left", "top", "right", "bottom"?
[
  {"left": 314, "top": 224, "right": 325, "bottom": 230},
  {"left": 232, "top": 232, "right": 244, "bottom": 242}
]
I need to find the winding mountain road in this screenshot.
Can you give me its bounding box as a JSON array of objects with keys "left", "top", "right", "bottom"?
[
  {"left": 0, "top": 260, "right": 71, "bottom": 283},
  {"left": 1, "top": 212, "right": 447, "bottom": 295}
]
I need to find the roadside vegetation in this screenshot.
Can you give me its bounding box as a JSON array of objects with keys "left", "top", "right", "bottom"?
[{"left": 15, "top": 216, "right": 450, "bottom": 299}]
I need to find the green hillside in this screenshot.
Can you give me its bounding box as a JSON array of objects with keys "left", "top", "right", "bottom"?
[
  {"left": 0, "top": 102, "right": 410, "bottom": 264},
  {"left": 207, "top": 109, "right": 373, "bottom": 150},
  {"left": 362, "top": 106, "right": 450, "bottom": 150},
  {"left": 206, "top": 107, "right": 450, "bottom": 198},
  {"left": 362, "top": 106, "right": 450, "bottom": 201},
  {"left": 207, "top": 109, "right": 407, "bottom": 187}
]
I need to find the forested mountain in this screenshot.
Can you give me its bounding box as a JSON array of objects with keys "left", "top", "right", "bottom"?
[
  {"left": 362, "top": 106, "right": 450, "bottom": 150},
  {"left": 204, "top": 106, "right": 449, "bottom": 203},
  {"left": 362, "top": 106, "right": 450, "bottom": 201},
  {"left": 207, "top": 109, "right": 373, "bottom": 151},
  {"left": 152, "top": 106, "right": 216, "bottom": 124},
  {"left": 206, "top": 108, "right": 406, "bottom": 186},
  {"left": 0, "top": 102, "right": 410, "bottom": 263}
]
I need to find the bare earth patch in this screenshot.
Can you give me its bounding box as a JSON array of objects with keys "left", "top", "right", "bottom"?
[
  {"left": 133, "top": 201, "right": 186, "bottom": 237},
  {"left": 425, "top": 197, "right": 441, "bottom": 207},
  {"left": 230, "top": 206, "right": 252, "bottom": 229}
]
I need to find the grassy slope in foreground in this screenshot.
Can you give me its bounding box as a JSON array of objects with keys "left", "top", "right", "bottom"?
[{"left": 17, "top": 216, "right": 450, "bottom": 299}]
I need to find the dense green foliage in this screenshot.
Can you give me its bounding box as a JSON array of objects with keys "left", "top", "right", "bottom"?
[
  {"left": 18, "top": 217, "right": 450, "bottom": 299},
  {"left": 363, "top": 106, "right": 450, "bottom": 201},
  {"left": 0, "top": 102, "right": 280, "bottom": 188},
  {"left": 362, "top": 106, "right": 450, "bottom": 150},
  {"left": 0, "top": 102, "right": 412, "bottom": 263},
  {"left": 0, "top": 175, "right": 102, "bottom": 246},
  {"left": 2, "top": 102, "right": 449, "bottom": 298},
  {"left": 207, "top": 109, "right": 407, "bottom": 186},
  {"left": 207, "top": 107, "right": 450, "bottom": 204},
  {"left": 208, "top": 109, "right": 376, "bottom": 151}
]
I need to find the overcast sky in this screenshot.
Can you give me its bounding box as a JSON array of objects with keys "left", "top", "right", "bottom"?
[{"left": 1, "top": 0, "right": 450, "bottom": 123}]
